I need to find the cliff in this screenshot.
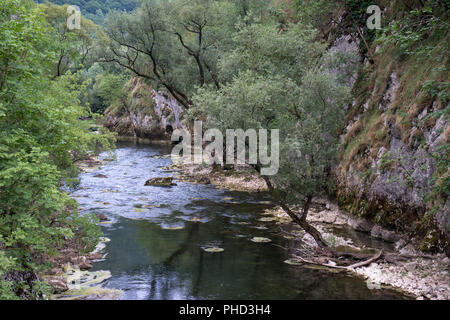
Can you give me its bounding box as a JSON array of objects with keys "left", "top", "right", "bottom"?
[
  {"left": 334, "top": 1, "right": 449, "bottom": 254},
  {"left": 103, "top": 77, "right": 184, "bottom": 140}
]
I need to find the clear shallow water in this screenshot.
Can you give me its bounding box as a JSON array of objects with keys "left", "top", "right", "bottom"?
[{"left": 71, "top": 142, "right": 409, "bottom": 300}]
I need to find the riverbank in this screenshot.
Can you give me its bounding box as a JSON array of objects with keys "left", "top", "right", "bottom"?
[
  {"left": 168, "top": 161, "right": 267, "bottom": 192},
  {"left": 40, "top": 155, "right": 123, "bottom": 300},
  {"left": 166, "top": 161, "right": 450, "bottom": 300}
]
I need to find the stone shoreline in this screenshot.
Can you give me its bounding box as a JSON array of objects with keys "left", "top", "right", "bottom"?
[
  {"left": 167, "top": 161, "right": 450, "bottom": 300},
  {"left": 41, "top": 156, "right": 123, "bottom": 300}
]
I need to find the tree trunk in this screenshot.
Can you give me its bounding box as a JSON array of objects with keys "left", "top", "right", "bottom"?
[{"left": 253, "top": 165, "right": 329, "bottom": 249}]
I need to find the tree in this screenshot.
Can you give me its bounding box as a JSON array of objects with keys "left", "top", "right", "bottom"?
[
  {"left": 190, "top": 18, "right": 352, "bottom": 249},
  {"left": 100, "top": 0, "right": 271, "bottom": 108},
  {"left": 165, "top": 0, "right": 237, "bottom": 90},
  {"left": 0, "top": 0, "right": 113, "bottom": 299},
  {"left": 94, "top": 73, "right": 127, "bottom": 108},
  {"left": 38, "top": 2, "right": 104, "bottom": 77},
  {"left": 100, "top": 0, "right": 191, "bottom": 108}
]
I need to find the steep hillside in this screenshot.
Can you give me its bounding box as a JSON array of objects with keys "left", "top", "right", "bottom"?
[
  {"left": 99, "top": 0, "right": 449, "bottom": 255},
  {"left": 35, "top": 0, "right": 137, "bottom": 24},
  {"left": 335, "top": 0, "right": 449, "bottom": 254},
  {"left": 103, "top": 77, "right": 184, "bottom": 139}
]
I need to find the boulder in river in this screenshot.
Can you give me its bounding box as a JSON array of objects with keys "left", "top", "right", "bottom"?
[
  {"left": 95, "top": 214, "right": 108, "bottom": 222},
  {"left": 93, "top": 174, "right": 108, "bottom": 178},
  {"left": 197, "top": 177, "right": 211, "bottom": 185},
  {"left": 144, "top": 177, "right": 176, "bottom": 187}
]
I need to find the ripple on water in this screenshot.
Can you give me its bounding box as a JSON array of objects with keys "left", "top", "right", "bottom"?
[{"left": 73, "top": 142, "right": 410, "bottom": 300}]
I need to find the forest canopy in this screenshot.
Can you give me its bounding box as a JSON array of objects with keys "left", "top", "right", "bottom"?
[{"left": 36, "top": 0, "right": 137, "bottom": 23}]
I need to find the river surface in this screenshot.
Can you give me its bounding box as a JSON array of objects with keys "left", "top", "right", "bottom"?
[{"left": 71, "top": 142, "right": 408, "bottom": 300}]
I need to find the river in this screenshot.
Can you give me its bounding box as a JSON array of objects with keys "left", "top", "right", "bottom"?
[{"left": 70, "top": 141, "right": 408, "bottom": 300}]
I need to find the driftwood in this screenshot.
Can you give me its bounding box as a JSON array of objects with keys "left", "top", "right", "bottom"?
[
  {"left": 292, "top": 249, "right": 383, "bottom": 271},
  {"left": 347, "top": 250, "right": 382, "bottom": 268}
]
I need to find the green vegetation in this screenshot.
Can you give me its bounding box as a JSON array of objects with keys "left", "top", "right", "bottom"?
[
  {"left": 0, "top": 0, "right": 113, "bottom": 299},
  {"left": 36, "top": 0, "right": 137, "bottom": 24},
  {"left": 189, "top": 18, "right": 350, "bottom": 248},
  {"left": 1, "top": 0, "right": 449, "bottom": 300}
]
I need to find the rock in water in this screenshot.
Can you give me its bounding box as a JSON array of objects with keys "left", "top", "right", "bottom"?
[
  {"left": 198, "top": 177, "right": 211, "bottom": 184},
  {"left": 95, "top": 214, "right": 108, "bottom": 222},
  {"left": 144, "top": 177, "right": 176, "bottom": 187},
  {"left": 348, "top": 217, "right": 374, "bottom": 233}
]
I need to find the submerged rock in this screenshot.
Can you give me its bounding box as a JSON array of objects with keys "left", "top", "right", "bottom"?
[
  {"left": 53, "top": 287, "right": 123, "bottom": 300},
  {"left": 348, "top": 217, "right": 374, "bottom": 233},
  {"left": 95, "top": 213, "right": 109, "bottom": 222},
  {"left": 197, "top": 177, "right": 211, "bottom": 184},
  {"left": 284, "top": 258, "right": 303, "bottom": 266},
  {"left": 163, "top": 226, "right": 183, "bottom": 230},
  {"left": 370, "top": 225, "right": 401, "bottom": 243},
  {"left": 144, "top": 177, "right": 176, "bottom": 187},
  {"left": 65, "top": 266, "right": 112, "bottom": 289}
]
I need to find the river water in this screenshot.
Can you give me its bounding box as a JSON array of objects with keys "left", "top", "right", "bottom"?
[{"left": 71, "top": 142, "right": 408, "bottom": 300}]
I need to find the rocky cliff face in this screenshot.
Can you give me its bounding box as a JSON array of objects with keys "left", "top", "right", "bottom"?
[
  {"left": 102, "top": 4, "right": 448, "bottom": 255},
  {"left": 103, "top": 77, "right": 184, "bottom": 140},
  {"left": 334, "top": 24, "right": 449, "bottom": 254}
]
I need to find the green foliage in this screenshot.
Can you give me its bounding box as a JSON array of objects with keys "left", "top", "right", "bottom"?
[
  {"left": 376, "top": 0, "right": 448, "bottom": 59},
  {"left": 36, "top": 0, "right": 137, "bottom": 24},
  {"left": 38, "top": 2, "right": 105, "bottom": 77},
  {"left": 94, "top": 73, "right": 127, "bottom": 109},
  {"left": 293, "top": 0, "right": 377, "bottom": 55},
  {"left": 0, "top": 0, "right": 113, "bottom": 299},
  {"left": 218, "top": 20, "right": 325, "bottom": 83},
  {"left": 421, "top": 78, "right": 450, "bottom": 104},
  {"left": 101, "top": 0, "right": 271, "bottom": 108},
  {"left": 71, "top": 212, "right": 102, "bottom": 253},
  {"left": 191, "top": 16, "right": 352, "bottom": 206}
]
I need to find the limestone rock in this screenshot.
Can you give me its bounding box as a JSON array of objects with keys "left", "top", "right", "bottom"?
[
  {"left": 45, "top": 276, "right": 68, "bottom": 293},
  {"left": 95, "top": 213, "right": 108, "bottom": 222},
  {"left": 370, "top": 225, "right": 401, "bottom": 243},
  {"left": 70, "top": 256, "right": 92, "bottom": 270},
  {"left": 348, "top": 217, "right": 374, "bottom": 233},
  {"left": 198, "top": 177, "right": 211, "bottom": 184},
  {"left": 144, "top": 177, "right": 176, "bottom": 187}
]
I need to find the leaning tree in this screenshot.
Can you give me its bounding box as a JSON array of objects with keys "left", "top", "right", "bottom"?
[{"left": 190, "top": 19, "right": 352, "bottom": 250}]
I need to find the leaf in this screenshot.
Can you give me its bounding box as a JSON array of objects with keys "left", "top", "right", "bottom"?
[
  {"left": 284, "top": 259, "right": 302, "bottom": 266},
  {"left": 250, "top": 237, "right": 272, "bottom": 243},
  {"left": 163, "top": 226, "right": 183, "bottom": 230},
  {"left": 203, "top": 247, "right": 224, "bottom": 253}
]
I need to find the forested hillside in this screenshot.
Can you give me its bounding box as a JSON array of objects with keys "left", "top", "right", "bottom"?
[{"left": 36, "top": 0, "right": 137, "bottom": 23}]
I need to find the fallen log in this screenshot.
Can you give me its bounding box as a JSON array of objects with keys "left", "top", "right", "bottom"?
[{"left": 292, "top": 249, "right": 383, "bottom": 270}]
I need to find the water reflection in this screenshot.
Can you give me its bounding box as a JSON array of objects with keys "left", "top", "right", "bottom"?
[{"left": 72, "top": 141, "right": 408, "bottom": 300}]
